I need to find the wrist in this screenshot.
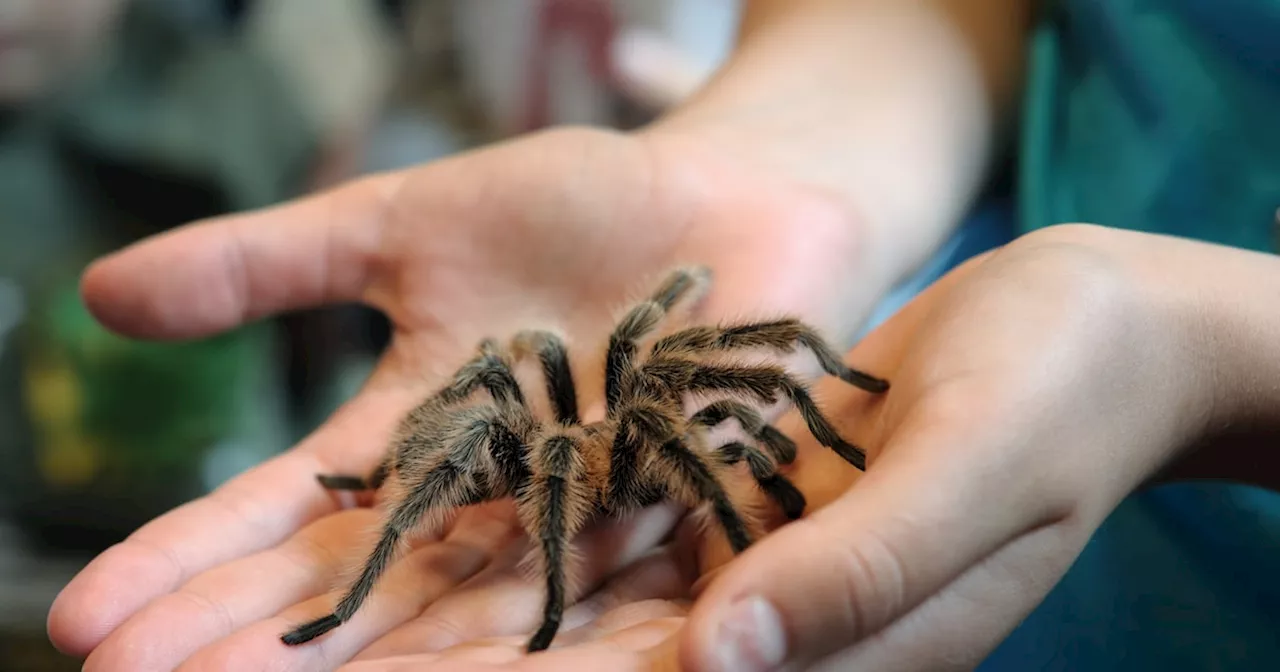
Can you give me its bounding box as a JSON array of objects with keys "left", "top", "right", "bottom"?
[
  {"left": 1057, "top": 224, "right": 1280, "bottom": 489},
  {"left": 637, "top": 0, "right": 1030, "bottom": 290},
  {"left": 635, "top": 128, "right": 893, "bottom": 346},
  {"left": 1150, "top": 241, "right": 1280, "bottom": 490}
]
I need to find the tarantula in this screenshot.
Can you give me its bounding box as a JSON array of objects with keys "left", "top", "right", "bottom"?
[{"left": 280, "top": 266, "right": 889, "bottom": 653}]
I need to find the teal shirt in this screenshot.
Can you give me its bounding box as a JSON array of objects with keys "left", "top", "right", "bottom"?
[
  {"left": 981, "top": 1, "right": 1280, "bottom": 669},
  {"left": 1019, "top": 0, "right": 1280, "bottom": 252}
]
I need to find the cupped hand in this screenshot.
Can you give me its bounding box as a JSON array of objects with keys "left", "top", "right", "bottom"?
[
  {"left": 46, "top": 125, "right": 876, "bottom": 671},
  {"left": 671, "top": 224, "right": 1216, "bottom": 671},
  {"left": 377, "top": 223, "right": 1214, "bottom": 672}
]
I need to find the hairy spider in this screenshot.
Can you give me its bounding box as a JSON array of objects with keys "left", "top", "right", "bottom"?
[{"left": 280, "top": 266, "right": 889, "bottom": 653}]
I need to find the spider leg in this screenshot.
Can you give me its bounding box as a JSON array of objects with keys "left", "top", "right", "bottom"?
[
  {"left": 651, "top": 434, "right": 754, "bottom": 553},
  {"left": 316, "top": 459, "right": 390, "bottom": 491},
  {"left": 605, "top": 266, "right": 711, "bottom": 415},
  {"left": 648, "top": 265, "right": 712, "bottom": 311},
  {"left": 510, "top": 330, "right": 580, "bottom": 424},
  {"left": 653, "top": 318, "right": 889, "bottom": 393},
  {"left": 282, "top": 410, "right": 524, "bottom": 647},
  {"left": 602, "top": 404, "right": 678, "bottom": 514},
  {"left": 690, "top": 399, "right": 798, "bottom": 464},
  {"left": 715, "top": 441, "right": 806, "bottom": 520},
  {"left": 518, "top": 435, "right": 591, "bottom": 653},
  {"left": 281, "top": 461, "right": 482, "bottom": 645},
  {"left": 314, "top": 343, "right": 527, "bottom": 489},
  {"left": 647, "top": 359, "right": 870, "bottom": 470}
]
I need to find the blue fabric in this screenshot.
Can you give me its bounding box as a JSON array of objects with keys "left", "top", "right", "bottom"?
[
  {"left": 984, "top": 483, "right": 1280, "bottom": 671},
  {"left": 864, "top": 1, "right": 1280, "bottom": 666},
  {"left": 1018, "top": 0, "right": 1280, "bottom": 252}
]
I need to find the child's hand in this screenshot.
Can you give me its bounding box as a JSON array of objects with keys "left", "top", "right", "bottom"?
[{"left": 47, "top": 125, "right": 878, "bottom": 671}]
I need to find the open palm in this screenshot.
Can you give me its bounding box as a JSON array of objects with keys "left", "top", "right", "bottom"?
[{"left": 47, "top": 125, "right": 872, "bottom": 671}]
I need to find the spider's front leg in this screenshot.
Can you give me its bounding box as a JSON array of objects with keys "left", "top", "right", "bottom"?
[
  {"left": 517, "top": 434, "right": 592, "bottom": 653},
  {"left": 604, "top": 266, "right": 712, "bottom": 414},
  {"left": 651, "top": 432, "right": 756, "bottom": 553},
  {"left": 690, "top": 400, "right": 807, "bottom": 518},
  {"left": 510, "top": 329, "right": 580, "bottom": 424}
]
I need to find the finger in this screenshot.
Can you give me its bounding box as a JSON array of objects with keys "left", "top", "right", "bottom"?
[
  {"left": 79, "top": 507, "right": 381, "bottom": 672},
  {"left": 677, "top": 407, "right": 1071, "bottom": 672},
  {"left": 80, "top": 171, "right": 405, "bottom": 340},
  {"left": 813, "top": 515, "right": 1088, "bottom": 671},
  {"left": 48, "top": 378, "right": 423, "bottom": 657},
  {"left": 353, "top": 502, "right": 684, "bottom": 659},
  {"left": 174, "top": 507, "right": 519, "bottom": 672},
  {"left": 80, "top": 501, "right": 516, "bottom": 672}
]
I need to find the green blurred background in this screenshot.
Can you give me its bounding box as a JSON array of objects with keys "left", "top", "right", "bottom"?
[{"left": 0, "top": 0, "right": 694, "bottom": 667}]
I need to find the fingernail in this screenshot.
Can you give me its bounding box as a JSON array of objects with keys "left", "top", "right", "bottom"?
[{"left": 711, "top": 595, "right": 787, "bottom": 672}]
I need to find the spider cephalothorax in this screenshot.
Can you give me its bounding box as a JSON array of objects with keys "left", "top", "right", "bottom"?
[{"left": 280, "top": 266, "right": 889, "bottom": 653}]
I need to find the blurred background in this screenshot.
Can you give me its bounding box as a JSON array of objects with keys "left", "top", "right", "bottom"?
[{"left": 0, "top": 0, "right": 740, "bottom": 667}]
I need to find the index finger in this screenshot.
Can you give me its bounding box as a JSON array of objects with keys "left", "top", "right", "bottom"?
[{"left": 80, "top": 171, "right": 405, "bottom": 340}]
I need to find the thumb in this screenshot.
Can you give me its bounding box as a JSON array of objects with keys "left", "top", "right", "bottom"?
[
  {"left": 677, "top": 412, "right": 1061, "bottom": 671},
  {"left": 79, "top": 171, "right": 405, "bottom": 340}
]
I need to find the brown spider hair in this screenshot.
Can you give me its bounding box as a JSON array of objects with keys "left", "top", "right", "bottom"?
[{"left": 280, "top": 266, "right": 889, "bottom": 653}]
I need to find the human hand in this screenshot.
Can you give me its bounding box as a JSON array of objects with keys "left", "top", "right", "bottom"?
[
  {"left": 47, "top": 125, "right": 880, "bottom": 671},
  {"left": 671, "top": 223, "right": 1223, "bottom": 671}
]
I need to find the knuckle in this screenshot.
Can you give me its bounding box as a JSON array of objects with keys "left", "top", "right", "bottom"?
[
  {"left": 830, "top": 526, "right": 909, "bottom": 640},
  {"left": 788, "top": 518, "right": 909, "bottom": 644},
  {"left": 1001, "top": 224, "right": 1138, "bottom": 315}
]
